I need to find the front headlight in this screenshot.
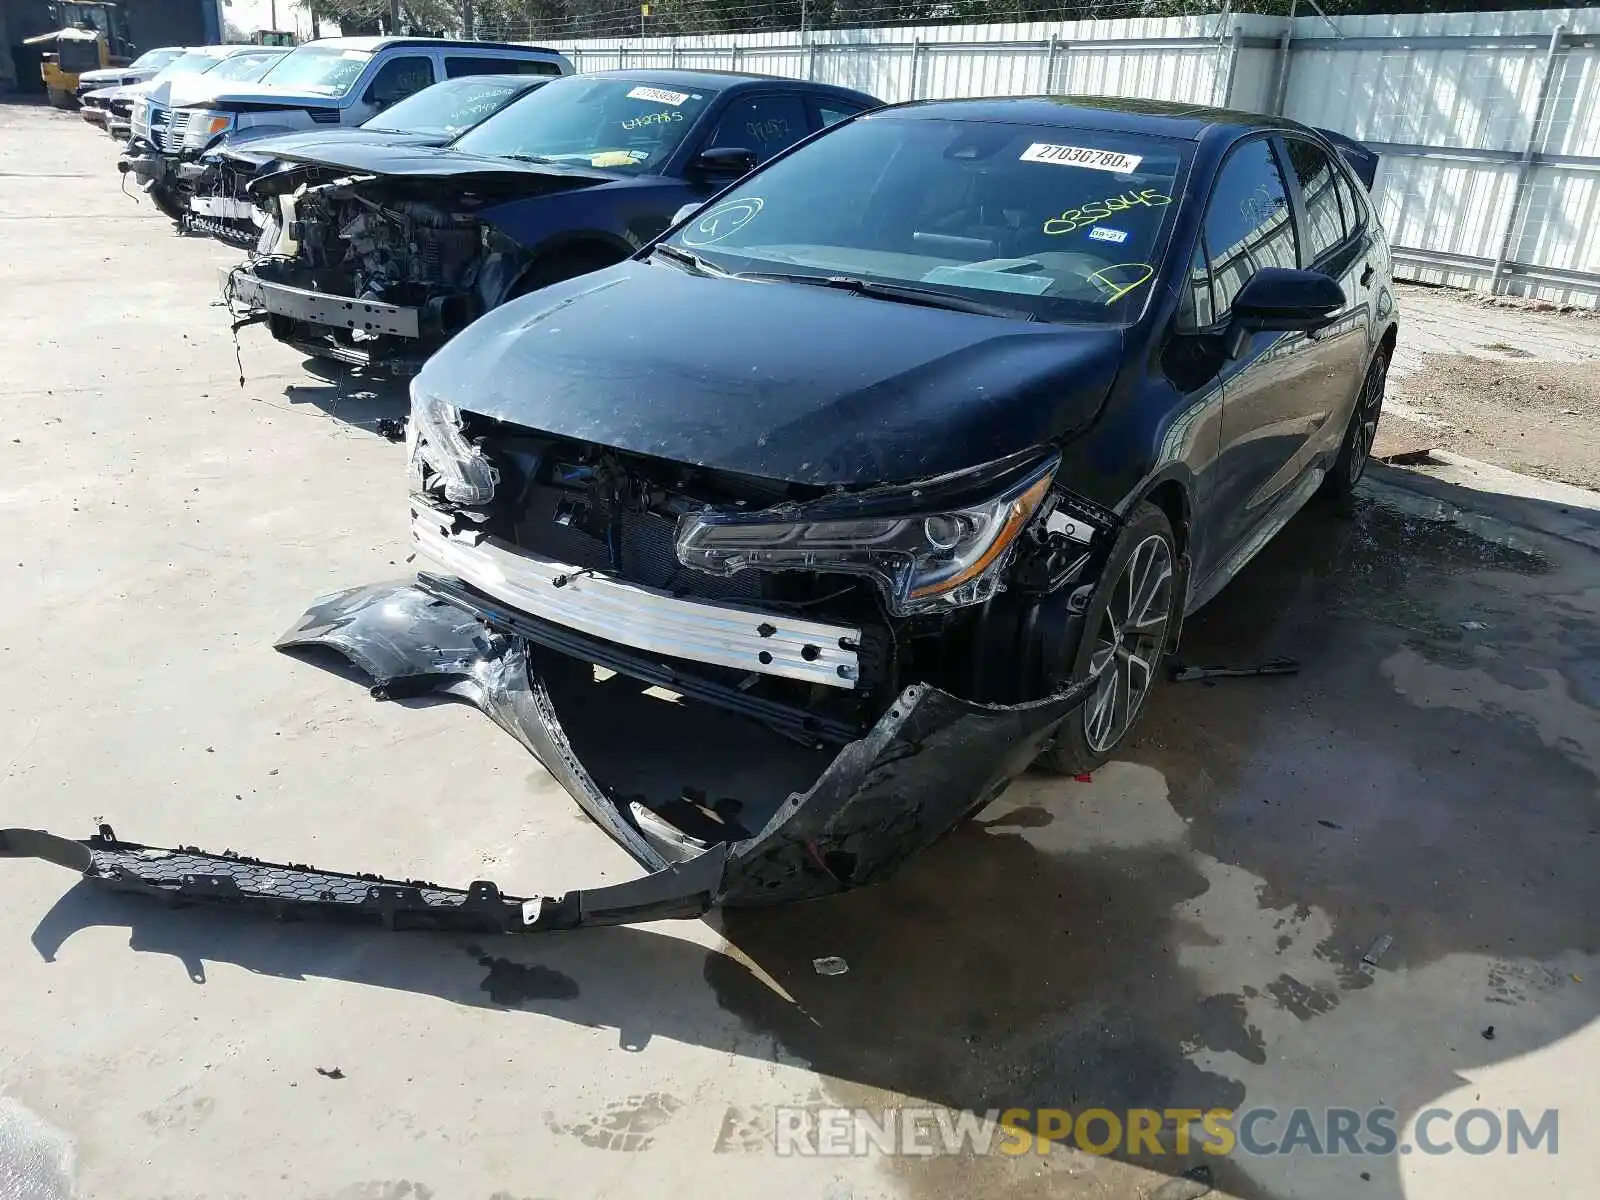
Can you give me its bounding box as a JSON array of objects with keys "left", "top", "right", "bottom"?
[
  {"left": 408, "top": 388, "right": 497, "bottom": 506},
  {"left": 675, "top": 452, "right": 1058, "bottom": 616},
  {"left": 182, "top": 109, "right": 233, "bottom": 149}
]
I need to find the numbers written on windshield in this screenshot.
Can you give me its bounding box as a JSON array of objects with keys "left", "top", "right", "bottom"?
[{"left": 1044, "top": 188, "right": 1173, "bottom": 236}]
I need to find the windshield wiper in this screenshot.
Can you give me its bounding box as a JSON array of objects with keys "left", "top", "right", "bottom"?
[
  {"left": 500, "top": 153, "right": 555, "bottom": 164},
  {"left": 735, "top": 272, "right": 1033, "bottom": 319},
  {"left": 651, "top": 243, "right": 727, "bottom": 276}
]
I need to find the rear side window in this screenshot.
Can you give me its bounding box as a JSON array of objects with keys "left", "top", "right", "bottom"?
[
  {"left": 1283, "top": 137, "right": 1347, "bottom": 264},
  {"left": 1331, "top": 159, "right": 1367, "bottom": 237},
  {"left": 1203, "top": 138, "right": 1298, "bottom": 315},
  {"left": 703, "top": 94, "right": 811, "bottom": 164},
  {"left": 814, "top": 99, "right": 865, "bottom": 129},
  {"left": 446, "top": 55, "right": 562, "bottom": 78}
]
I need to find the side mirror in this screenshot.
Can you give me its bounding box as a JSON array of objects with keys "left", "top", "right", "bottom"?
[
  {"left": 671, "top": 202, "right": 701, "bottom": 226},
  {"left": 690, "top": 146, "right": 757, "bottom": 177},
  {"left": 1232, "top": 267, "right": 1345, "bottom": 333}
]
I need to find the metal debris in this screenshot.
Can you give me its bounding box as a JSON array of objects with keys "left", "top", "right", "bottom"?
[
  {"left": 316, "top": 1066, "right": 345, "bottom": 1079},
  {"left": 1361, "top": 934, "right": 1393, "bottom": 967},
  {"left": 1169, "top": 656, "right": 1299, "bottom": 683},
  {"left": 813, "top": 956, "right": 849, "bottom": 976},
  {"left": 375, "top": 416, "right": 408, "bottom": 443}
]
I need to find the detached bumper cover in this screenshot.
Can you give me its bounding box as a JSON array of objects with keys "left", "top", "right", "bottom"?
[
  {"left": 6, "top": 581, "right": 1092, "bottom": 928},
  {"left": 0, "top": 826, "right": 726, "bottom": 933},
  {"left": 225, "top": 269, "right": 421, "bottom": 339}
]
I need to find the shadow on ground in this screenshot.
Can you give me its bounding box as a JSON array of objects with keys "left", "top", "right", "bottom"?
[
  {"left": 281, "top": 357, "right": 410, "bottom": 438},
  {"left": 27, "top": 469, "right": 1600, "bottom": 1200}
]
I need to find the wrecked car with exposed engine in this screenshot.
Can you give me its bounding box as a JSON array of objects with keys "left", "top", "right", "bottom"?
[
  {"left": 224, "top": 68, "right": 878, "bottom": 370},
  {"left": 127, "top": 37, "right": 569, "bottom": 223},
  {"left": 182, "top": 73, "right": 553, "bottom": 245},
  {"left": 5, "top": 98, "right": 1395, "bottom": 933}
]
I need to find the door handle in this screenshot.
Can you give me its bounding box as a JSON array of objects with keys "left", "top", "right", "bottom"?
[{"left": 1360, "top": 263, "right": 1375, "bottom": 286}]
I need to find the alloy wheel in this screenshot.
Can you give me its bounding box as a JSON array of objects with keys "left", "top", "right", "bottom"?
[
  {"left": 1347, "top": 356, "right": 1388, "bottom": 486},
  {"left": 1083, "top": 533, "right": 1174, "bottom": 754}
]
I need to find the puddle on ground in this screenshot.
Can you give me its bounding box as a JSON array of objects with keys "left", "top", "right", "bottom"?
[
  {"left": 0, "top": 1096, "right": 75, "bottom": 1200},
  {"left": 704, "top": 481, "right": 1596, "bottom": 1200}
]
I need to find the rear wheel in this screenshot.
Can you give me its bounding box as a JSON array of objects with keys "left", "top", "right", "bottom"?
[
  {"left": 1036, "top": 501, "right": 1178, "bottom": 775},
  {"left": 1321, "top": 346, "right": 1390, "bottom": 500}
]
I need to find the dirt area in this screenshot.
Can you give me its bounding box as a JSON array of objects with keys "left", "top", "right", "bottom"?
[{"left": 1383, "top": 285, "right": 1600, "bottom": 490}]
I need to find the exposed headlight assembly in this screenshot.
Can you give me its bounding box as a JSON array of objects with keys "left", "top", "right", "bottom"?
[
  {"left": 182, "top": 109, "right": 233, "bottom": 149},
  {"left": 408, "top": 387, "right": 497, "bottom": 506},
  {"left": 675, "top": 451, "right": 1058, "bottom": 616}
]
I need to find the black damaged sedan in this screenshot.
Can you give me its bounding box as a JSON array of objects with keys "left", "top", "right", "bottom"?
[{"left": 7, "top": 97, "right": 1398, "bottom": 932}]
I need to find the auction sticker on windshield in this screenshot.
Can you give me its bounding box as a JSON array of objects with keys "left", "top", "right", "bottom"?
[
  {"left": 627, "top": 86, "right": 691, "bottom": 106},
  {"left": 1020, "top": 143, "right": 1143, "bottom": 173}
]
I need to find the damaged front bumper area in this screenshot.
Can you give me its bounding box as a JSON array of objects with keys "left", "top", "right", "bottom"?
[
  {"left": 0, "top": 824, "right": 727, "bottom": 933},
  {"left": 4, "top": 578, "right": 1094, "bottom": 929}
]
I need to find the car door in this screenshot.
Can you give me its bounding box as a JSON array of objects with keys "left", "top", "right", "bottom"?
[
  {"left": 1198, "top": 135, "right": 1328, "bottom": 584},
  {"left": 1278, "top": 134, "right": 1373, "bottom": 465},
  {"left": 350, "top": 53, "right": 438, "bottom": 125}
]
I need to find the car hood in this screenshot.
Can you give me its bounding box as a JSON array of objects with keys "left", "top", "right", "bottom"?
[
  {"left": 260, "top": 140, "right": 620, "bottom": 185},
  {"left": 80, "top": 67, "right": 151, "bottom": 86},
  {"left": 417, "top": 259, "right": 1125, "bottom": 487},
  {"left": 178, "top": 81, "right": 346, "bottom": 111},
  {"left": 221, "top": 129, "right": 447, "bottom": 163}
]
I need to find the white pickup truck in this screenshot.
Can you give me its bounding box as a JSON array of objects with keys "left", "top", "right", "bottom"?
[{"left": 124, "top": 36, "right": 572, "bottom": 218}]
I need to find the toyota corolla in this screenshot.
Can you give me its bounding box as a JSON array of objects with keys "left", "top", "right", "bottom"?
[{"left": 7, "top": 97, "right": 1396, "bottom": 934}]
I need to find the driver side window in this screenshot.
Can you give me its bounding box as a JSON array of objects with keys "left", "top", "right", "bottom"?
[
  {"left": 367, "top": 55, "right": 435, "bottom": 104},
  {"left": 703, "top": 94, "right": 811, "bottom": 165},
  {"left": 1202, "top": 138, "right": 1298, "bottom": 317}
]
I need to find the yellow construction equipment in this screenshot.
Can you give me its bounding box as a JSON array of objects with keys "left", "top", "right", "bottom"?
[{"left": 25, "top": 1, "right": 135, "bottom": 108}]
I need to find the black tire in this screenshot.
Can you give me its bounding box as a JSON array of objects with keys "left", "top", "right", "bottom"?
[
  {"left": 1321, "top": 345, "right": 1390, "bottom": 501},
  {"left": 511, "top": 246, "right": 625, "bottom": 300},
  {"left": 148, "top": 182, "right": 187, "bottom": 223},
  {"left": 1036, "top": 501, "right": 1178, "bottom": 776}
]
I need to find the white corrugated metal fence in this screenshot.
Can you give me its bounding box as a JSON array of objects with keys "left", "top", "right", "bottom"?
[{"left": 526, "top": 7, "right": 1600, "bottom": 307}]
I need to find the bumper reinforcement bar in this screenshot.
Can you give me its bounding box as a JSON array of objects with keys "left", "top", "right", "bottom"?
[
  {"left": 224, "top": 269, "right": 421, "bottom": 339},
  {"left": 0, "top": 825, "right": 727, "bottom": 932}
]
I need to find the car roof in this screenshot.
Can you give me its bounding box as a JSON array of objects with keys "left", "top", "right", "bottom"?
[
  {"left": 871, "top": 95, "right": 1319, "bottom": 143},
  {"left": 582, "top": 66, "right": 876, "bottom": 102},
  {"left": 194, "top": 44, "right": 289, "bottom": 58},
  {"left": 297, "top": 36, "right": 563, "bottom": 55}
]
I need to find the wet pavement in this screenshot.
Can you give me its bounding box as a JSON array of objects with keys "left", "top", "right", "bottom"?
[{"left": 2, "top": 102, "right": 1597, "bottom": 1200}]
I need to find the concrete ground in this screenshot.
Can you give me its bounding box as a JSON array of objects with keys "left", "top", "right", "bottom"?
[{"left": 2, "top": 102, "right": 1597, "bottom": 1200}]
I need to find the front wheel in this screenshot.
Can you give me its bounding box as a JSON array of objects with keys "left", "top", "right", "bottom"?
[
  {"left": 148, "top": 182, "right": 187, "bottom": 223},
  {"left": 1036, "top": 501, "right": 1178, "bottom": 776}
]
